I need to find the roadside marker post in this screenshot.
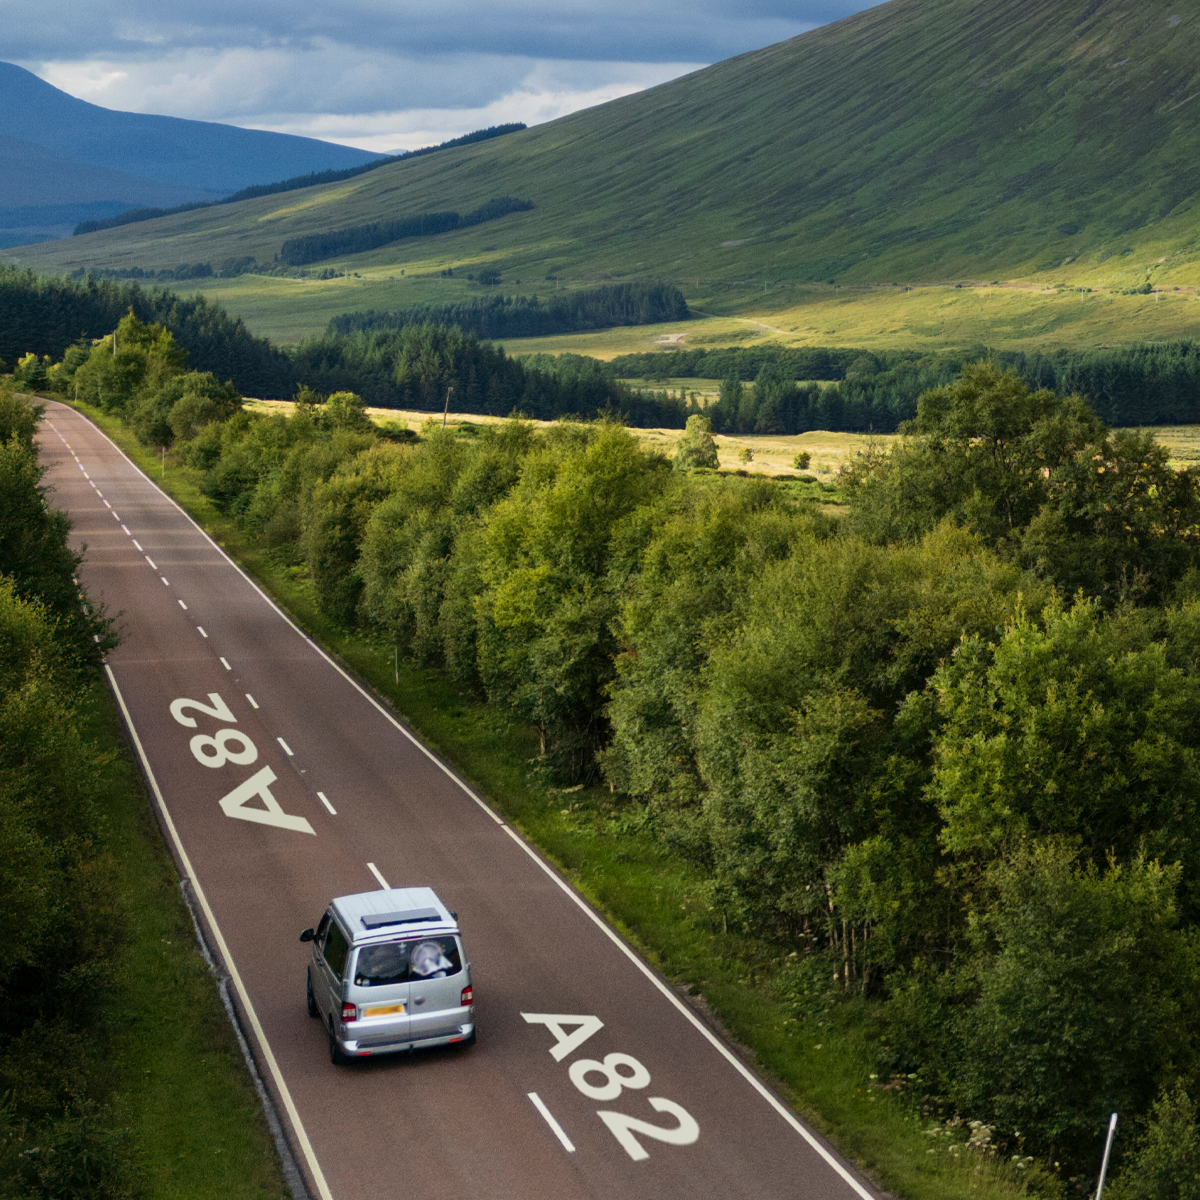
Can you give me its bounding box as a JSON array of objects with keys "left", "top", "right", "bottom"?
[{"left": 1095, "top": 1113, "right": 1118, "bottom": 1200}]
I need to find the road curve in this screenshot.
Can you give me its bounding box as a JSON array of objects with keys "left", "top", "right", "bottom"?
[{"left": 38, "top": 400, "right": 880, "bottom": 1200}]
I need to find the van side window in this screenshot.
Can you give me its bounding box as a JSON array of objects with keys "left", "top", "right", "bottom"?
[
  {"left": 316, "top": 911, "right": 332, "bottom": 944},
  {"left": 323, "top": 922, "right": 350, "bottom": 979}
]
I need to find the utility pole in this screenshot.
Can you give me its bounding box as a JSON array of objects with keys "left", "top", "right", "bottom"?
[{"left": 442, "top": 385, "right": 454, "bottom": 428}]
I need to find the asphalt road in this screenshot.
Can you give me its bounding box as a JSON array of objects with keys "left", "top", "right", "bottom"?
[{"left": 38, "top": 400, "right": 880, "bottom": 1200}]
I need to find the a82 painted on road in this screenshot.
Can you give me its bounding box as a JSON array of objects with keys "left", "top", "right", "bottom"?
[
  {"left": 524, "top": 1013, "right": 700, "bottom": 1161},
  {"left": 170, "top": 692, "right": 315, "bottom": 834}
]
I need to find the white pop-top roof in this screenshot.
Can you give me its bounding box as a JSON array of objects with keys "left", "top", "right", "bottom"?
[{"left": 331, "top": 886, "right": 456, "bottom": 944}]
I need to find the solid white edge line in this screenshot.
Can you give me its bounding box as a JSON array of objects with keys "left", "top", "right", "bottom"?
[
  {"left": 57, "top": 402, "right": 875, "bottom": 1200},
  {"left": 317, "top": 792, "right": 337, "bottom": 815},
  {"left": 528, "top": 1092, "right": 576, "bottom": 1152},
  {"left": 366, "top": 862, "right": 389, "bottom": 889},
  {"left": 103, "top": 665, "right": 335, "bottom": 1200}
]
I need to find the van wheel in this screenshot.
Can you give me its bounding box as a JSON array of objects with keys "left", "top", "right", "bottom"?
[
  {"left": 306, "top": 971, "right": 318, "bottom": 1018},
  {"left": 328, "top": 1023, "right": 349, "bottom": 1066}
]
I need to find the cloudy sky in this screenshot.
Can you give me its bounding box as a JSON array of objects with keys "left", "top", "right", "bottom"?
[{"left": 6, "top": 1, "right": 878, "bottom": 153}]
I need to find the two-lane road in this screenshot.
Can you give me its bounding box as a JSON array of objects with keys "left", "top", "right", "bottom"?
[{"left": 39, "top": 401, "right": 878, "bottom": 1200}]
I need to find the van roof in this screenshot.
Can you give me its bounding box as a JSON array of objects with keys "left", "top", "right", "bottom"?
[{"left": 331, "top": 886, "right": 456, "bottom": 945}]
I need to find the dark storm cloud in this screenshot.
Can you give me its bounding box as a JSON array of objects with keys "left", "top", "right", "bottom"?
[{"left": 3, "top": 1, "right": 877, "bottom": 67}]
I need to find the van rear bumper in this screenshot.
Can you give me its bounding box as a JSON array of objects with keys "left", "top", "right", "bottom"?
[{"left": 339, "top": 1023, "right": 474, "bottom": 1057}]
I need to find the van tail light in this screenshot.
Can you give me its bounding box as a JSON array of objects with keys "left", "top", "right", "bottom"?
[
  {"left": 460, "top": 985, "right": 473, "bottom": 1006},
  {"left": 341, "top": 1002, "right": 358, "bottom": 1023}
]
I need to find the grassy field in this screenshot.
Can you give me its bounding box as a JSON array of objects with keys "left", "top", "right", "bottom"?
[
  {"left": 244, "top": 397, "right": 875, "bottom": 481},
  {"left": 31, "top": 275, "right": 1189, "bottom": 353},
  {"left": 68, "top": 395, "right": 1045, "bottom": 1200},
  {"left": 10, "top": 0, "right": 1200, "bottom": 340}
]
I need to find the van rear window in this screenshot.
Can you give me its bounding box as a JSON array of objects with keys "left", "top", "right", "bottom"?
[{"left": 354, "top": 937, "right": 462, "bottom": 986}]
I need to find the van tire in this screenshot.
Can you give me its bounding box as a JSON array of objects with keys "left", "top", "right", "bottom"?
[
  {"left": 328, "top": 1023, "right": 349, "bottom": 1066},
  {"left": 306, "top": 970, "right": 319, "bottom": 1018}
]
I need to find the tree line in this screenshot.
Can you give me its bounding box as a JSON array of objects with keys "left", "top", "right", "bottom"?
[
  {"left": 0, "top": 388, "right": 131, "bottom": 1193},
  {"left": 329, "top": 282, "right": 690, "bottom": 340},
  {"left": 614, "top": 341, "right": 1200, "bottom": 433},
  {"left": 0, "top": 269, "right": 687, "bottom": 424},
  {"left": 20, "top": 330, "right": 1200, "bottom": 1186},
  {"left": 0, "top": 267, "right": 295, "bottom": 396},
  {"left": 73, "top": 124, "right": 527, "bottom": 236},
  {"left": 278, "top": 197, "right": 534, "bottom": 266},
  {"left": 12, "top": 266, "right": 1200, "bottom": 437}
]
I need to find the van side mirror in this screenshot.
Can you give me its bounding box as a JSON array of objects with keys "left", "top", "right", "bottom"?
[
  {"left": 449, "top": 911, "right": 458, "bottom": 920},
  {"left": 299, "top": 928, "right": 315, "bottom": 942}
]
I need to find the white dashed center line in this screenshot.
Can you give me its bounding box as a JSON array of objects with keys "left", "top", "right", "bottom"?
[
  {"left": 178, "top": 600, "right": 188, "bottom": 610},
  {"left": 145, "top": 556, "right": 157, "bottom": 569},
  {"left": 528, "top": 1093, "right": 576, "bottom": 1153},
  {"left": 161, "top": 577, "right": 170, "bottom": 586},
  {"left": 132, "top": 540, "right": 143, "bottom": 551},
  {"left": 197, "top": 626, "right": 208, "bottom": 638},
  {"left": 277, "top": 737, "right": 294, "bottom": 756},
  {"left": 317, "top": 792, "right": 337, "bottom": 815},
  {"left": 367, "top": 862, "right": 390, "bottom": 889},
  {"left": 246, "top": 694, "right": 259, "bottom": 708},
  {"left": 220, "top": 657, "right": 231, "bottom": 670}
]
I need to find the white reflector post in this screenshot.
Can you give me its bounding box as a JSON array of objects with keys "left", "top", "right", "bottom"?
[{"left": 1095, "top": 1112, "right": 1119, "bottom": 1200}]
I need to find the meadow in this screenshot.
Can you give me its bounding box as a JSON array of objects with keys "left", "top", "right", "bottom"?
[
  {"left": 243, "top": 397, "right": 880, "bottom": 480},
  {"left": 73, "top": 276, "right": 1199, "bottom": 355}
]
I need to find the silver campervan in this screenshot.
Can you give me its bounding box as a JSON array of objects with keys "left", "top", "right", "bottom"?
[{"left": 300, "top": 886, "right": 475, "bottom": 1065}]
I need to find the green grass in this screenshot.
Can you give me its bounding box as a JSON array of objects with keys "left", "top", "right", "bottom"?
[
  {"left": 10, "top": 0, "right": 1200, "bottom": 360},
  {"left": 66, "top": 396, "right": 1049, "bottom": 1200},
  {"left": 83, "top": 665, "right": 289, "bottom": 1198}
]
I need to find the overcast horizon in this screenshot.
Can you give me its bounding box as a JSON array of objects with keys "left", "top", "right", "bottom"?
[{"left": 5, "top": 1, "right": 879, "bottom": 153}]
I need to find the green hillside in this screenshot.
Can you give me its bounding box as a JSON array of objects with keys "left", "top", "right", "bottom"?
[{"left": 9, "top": 0, "right": 1200, "bottom": 342}]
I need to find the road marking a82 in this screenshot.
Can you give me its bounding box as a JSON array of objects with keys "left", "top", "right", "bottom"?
[
  {"left": 522, "top": 1012, "right": 699, "bottom": 1161},
  {"left": 170, "top": 692, "right": 315, "bottom": 836}
]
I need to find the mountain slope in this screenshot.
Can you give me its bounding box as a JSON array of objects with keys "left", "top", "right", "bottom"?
[
  {"left": 12, "top": 0, "right": 1200, "bottom": 294},
  {"left": 0, "top": 134, "right": 204, "bottom": 248},
  {"left": 0, "top": 62, "right": 376, "bottom": 198}
]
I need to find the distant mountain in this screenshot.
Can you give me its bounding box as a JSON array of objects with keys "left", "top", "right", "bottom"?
[
  {"left": 13, "top": 0, "right": 1200, "bottom": 290},
  {"left": 0, "top": 62, "right": 377, "bottom": 247}
]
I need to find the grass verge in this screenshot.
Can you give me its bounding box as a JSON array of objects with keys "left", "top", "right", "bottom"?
[{"left": 69, "top": 396, "right": 1047, "bottom": 1200}]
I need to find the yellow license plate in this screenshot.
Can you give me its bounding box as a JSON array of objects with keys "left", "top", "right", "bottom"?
[{"left": 364, "top": 1003, "right": 406, "bottom": 1018}]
